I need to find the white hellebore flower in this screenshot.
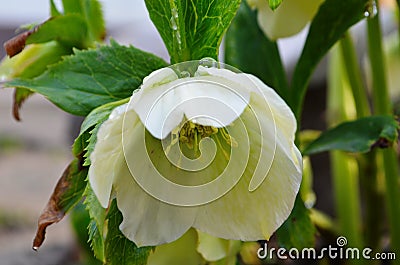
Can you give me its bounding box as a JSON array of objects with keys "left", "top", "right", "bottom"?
[
  {"left": 89, "top": 61, "right": 302, "bottom": 247},
  {"left": 247, "top": 0, "right": 324, "bottom": 40}
]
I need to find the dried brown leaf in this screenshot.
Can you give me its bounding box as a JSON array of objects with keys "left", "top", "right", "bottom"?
[
  {"left": 32, "top": 156, "right": 86, "bottom": 250},
  {"left": 3, "top": 30, "right": 35, "bottom": 58},
  {"left": 12, "top": 88, "right": 33, "bottom": 121}
]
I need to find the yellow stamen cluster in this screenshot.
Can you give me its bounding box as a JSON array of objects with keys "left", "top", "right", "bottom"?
[
  {"left": 179, "top": 121, "right": 218, "bottom": 147},
  {"left": 178, "top": 121, "right": 238, "bottom": 160}
]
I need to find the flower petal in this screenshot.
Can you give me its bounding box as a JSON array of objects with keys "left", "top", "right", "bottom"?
[
  {"left": 129, "top": 68, "right": 181, "bottom": 139},
  {"left": 114, "top": 162, "right": 196, "bottom": 246},
  {"left": 131, "top": 66, "right": 251, "bottom": 139},
  {"left": 116, "top": 110, "right": 197, "bottom": 246},
  {"left": 253, "top": 0, "right": 324, "bottom": 40},
  {"left": 247, "top": 74, "right": 298, "bottom": 151},
  {"left": 197, "top": 231, "right": 231, "bottom": 261},
  {"left": 88, "top": 104, "right": 127, "bottom": 208},
  {"left": 147, "top": 229, "right": 204, "bottom": 265},
  {"left": 193, "top": 103, "right": 302, "bottom": 240},
  {"left": 245, "top": 74, "right": 302, "bottom": 190}
]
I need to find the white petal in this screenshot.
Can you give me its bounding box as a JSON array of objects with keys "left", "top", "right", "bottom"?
[
  {"left": 88, "top": 104, "right": 127, "bottom": 208},
  {"left": 246, "top": 72, "right": 301, "bottom": 189},
  {"left": 193, "top": 102, "right": 302, "bottom": 241},
  {"left": 146, "top": 229, "right": 204, "bottom": 265},
  {"left": 247, "top": 74, "right": 297, "bottom": 147},
  {"left": 116, "top": 111, "right": 197, "bottom": 246},
  {"left": 197, "top": 231, "right": 231, "bottom": 261},
  {"left": 130, "top": 67, "right": 251, "bottom": 139},
  {"left": 255, "top": 0, "right": 324, "bottom": 40},
  {"left": 114, "top": 162, "right": 196, "bottom": 246},
  {"left": 129, "top": 68, "right": 181, "bottom": 139}
]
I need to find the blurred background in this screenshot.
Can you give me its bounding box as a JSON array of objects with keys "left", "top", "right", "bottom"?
[{"left": 0, "top": 0, "right": 397, "bottom": 264}]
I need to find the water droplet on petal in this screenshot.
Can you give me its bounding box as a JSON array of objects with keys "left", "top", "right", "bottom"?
[
  {"left": 364, "top": 0, "right": 377, "bottom": 18},
  {"left": 180, "top": 71, "right": 190, "bottom": 78},
  {"left": 199, "top": 57, "right": 218, "bottom": 68}
]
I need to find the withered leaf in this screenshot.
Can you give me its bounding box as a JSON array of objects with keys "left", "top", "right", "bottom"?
[
  {"left": 33, "top": 155, "right": 87, "bottom": 250},
  {"left": 12, "top": 88, "right": 33, "bottom": 121},
  {"left": 4, "top": 30, "right": 35, "bottom": 57}
]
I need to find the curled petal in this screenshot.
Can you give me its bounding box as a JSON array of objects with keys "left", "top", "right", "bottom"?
[
  {"left": 251, "top": 0, "right": 324, "bottom": 40},
  {"left": 88, "top": 104, "right": 128, "bottom": 208},
  {"left": 131, "top": 67, "right": 250, "bottom": 139}
]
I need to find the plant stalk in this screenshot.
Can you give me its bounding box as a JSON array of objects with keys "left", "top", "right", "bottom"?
[
  {"left": 367, "top": 4, "right": 400, "bottom": 260},
  {"left": 328, "top": 45, "right": 363, "bottom": 251},
  {"left": 339, "top": 32, "right": 370, "bottom": 118},
  {"left": 339, "top": 31, "right": 384, "bottom": 250}
]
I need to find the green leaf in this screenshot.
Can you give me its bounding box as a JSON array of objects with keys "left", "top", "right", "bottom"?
[
  {"left": 75, "top": 99, "right": 141, "bottom": 262},
  {"left": 73, "top": 129, "right": 91, "bottom": 158},
  {"left": 104, "top": 201, "right": 153, "bottom": 265},
  {"left": 8, "top": 41, "right": 167, "bottom": 116},
  {"left": 74, "top": 119, "right": 108, "bottom": 261},
  {"left": 276, "top": 196, "right": 316, "bottom": 249},
  {"left": 303, "top": 115, "right": 399, "bottom": 156},
  {"left": 50, "top": 0, "right": 62, "bottom": 16},
  {"left": 2, "top": 1, "right": 105, "bottom": 118},
  {"left": 225, "top": 1, "right": 288, "bottom": 98},
  {"left": 84, "top": 184, "right": 107, "bottom": 262},
  {"left": 81, "top": 0, "right": 106, "bottom": 43},
  {"left": 79, "top": 98, "right": 128, "bottom": 138},
  {"left": 70, "top": 203, "right": 102, "bottom": 265},
  {"left": 27, "top": 14, "right": 88, "bottom": 48},
  {"left": 60, "top": 0, "right": 105, "bottom": 43},
  {"left": 80, "top": 98, "right": 129, "bottom": 166},
  {"left": 269, "top": 0, "right": 282, "bottom": 10},
  {"left": 145, "top": 0, "right": 241, "bottom": 63},
  {"left": 290, "top": 0, "right": 369, "bottom": 117}
]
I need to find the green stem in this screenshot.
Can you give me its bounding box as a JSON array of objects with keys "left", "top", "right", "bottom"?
[
  {"left": 339, "top": 32, "right": 370, "bottom": 118},
  {"left": 367, "top": 5, "right": 400, "bottom": 260},
  {"left": 367, "top": 13, "right": 391, "bottom": 115},
  {"left": 339, "top": 31, "right": 384, "bottom": 249},
  {"left": 358, "top": 151, "right": 383, "bottom": 250},
  {"left": 328, "top": 45, "right": 363, "bottom": 250}
]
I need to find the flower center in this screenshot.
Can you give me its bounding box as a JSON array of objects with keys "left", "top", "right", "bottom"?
[
  {"left": 175, "top": 120, "right": 237, "bottom": 160},
  {"left": 179, "top": 121, "right": 218, "bottom": 148}
]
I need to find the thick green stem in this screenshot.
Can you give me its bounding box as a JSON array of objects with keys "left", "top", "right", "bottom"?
[
  {"left": 339, "top": 31, "right": 384, "bottom": 249},
  {"left": 339, "top": 32, "right": 370, "bottom": 118},
  {"left": 358, "top": 151, "right": 383, "bottom": 250},
  {"left": 367, "top": 5, "right": 400, "bottom": 260},
  {"left": 328, "top": 45, "right": 363, "bottom": 251},
  {"left": 367, "top": 13, "right": 391, "bottom": 115}
]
